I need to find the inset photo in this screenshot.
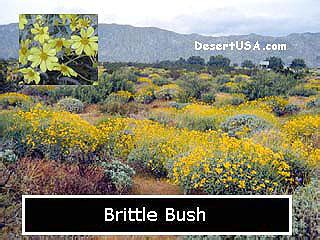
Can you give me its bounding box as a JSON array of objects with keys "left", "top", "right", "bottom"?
[{"left": 19, "top": 14, "right": 98, "bottom": 85}]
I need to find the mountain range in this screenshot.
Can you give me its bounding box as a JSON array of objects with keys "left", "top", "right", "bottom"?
[{"left": 1, "top": 23, "right": 320, "bottom": 66}]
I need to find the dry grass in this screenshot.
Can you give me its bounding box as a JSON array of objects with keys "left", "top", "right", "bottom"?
[
  {"left": 288, "top": 96, "right": 310, "bottom": 106},
  {"left": 79, "top": 104, "right": 104, "bottom": 124}
]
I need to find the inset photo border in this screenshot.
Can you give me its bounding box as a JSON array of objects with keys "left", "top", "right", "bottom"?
[{"left": 19, "top": 14, "right": 98, "bottom": 85}]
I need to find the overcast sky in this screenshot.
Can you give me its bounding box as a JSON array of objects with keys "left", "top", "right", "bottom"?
[{"left": 1, "top": 0, "right": 319, "bottom": 36}]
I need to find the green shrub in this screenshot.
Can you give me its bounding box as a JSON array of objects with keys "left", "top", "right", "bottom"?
[
  {"left": 289, "top": 87, "right": 317, "bottom": 97},
  {"left": 201, "top": 92, "right": 216, "bottom": 104},
  {"left": 20, "top": 85, "right": 57, "bottom": 97},
  {"left": 57, "top": 97, "right": 84, "bottom": 113},
  {"left": 216, "top": 75, "right": 231, "bottom": 84},
  {"left": 0, "top": 110, "right": 15, "bottom": 138},
  {"left": 221, "top": 114, "right": 269, "bottom": 138},
  {"left": 230, "top": 94, "right": 246, "bottom": 106},
  {"left": 99, "top": 68, "right": 136, "bottom": 94},
  {"left": 177, "top": 74, "right": 212, "bottom": 101},
  {"left": 135, "top": 92, "right": 155, "bottom": 104},
  {"left": 0, "top": 92, "right": 32, "bottom": 109},
  {"left": 47, "top": 86, "right": 74, "bottom": 102},
  {"left": 101, "top": 160, "right": 135, "bottom": 193},
  {"left": 100, "top": 101, "right": 143, "bottom": 116},
  {"left": 293, "top": 178, "right": 319, "bottom": 238},
  {"left": 168, "top": 102, "right": 190, "bottom": 110},
  {"left": 241, "top": 71, "right": 298, "bottom": 100},
  {"left": 48, "top": 85, "right": 103, "bottom": 104},
  {"left": 152, "top": 77, "right": 171, "bottom": 86},
  {"left": 72, "top": 85, "right": 102, "bottom": 103},
  {"left": 105, "top": 91, "right": 133, "bottom": 104},
  {"left": 306, "top": 97, "right": 320, "bottom": 109},
  {"left": 154, "top": 84, "right": 182, "bottom": 100},
  {"left": 0, "top": 149, "right": 18, "bottom": 165},
  {"left": 283, "top": 104, "right": 300, "bottom": 115},
  {"left": 127, "top": 143, "right": 167, "bottom": 177}
]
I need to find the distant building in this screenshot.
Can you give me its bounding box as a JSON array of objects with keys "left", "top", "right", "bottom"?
[{"left": 259, "top": 60, "right": 269, "bottom": 69}]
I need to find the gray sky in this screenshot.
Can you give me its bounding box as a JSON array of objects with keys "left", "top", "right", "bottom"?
[{"left": 1, "top": 0, "right": 319, "bottom": 36}]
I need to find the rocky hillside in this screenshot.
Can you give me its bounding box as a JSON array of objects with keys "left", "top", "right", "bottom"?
[{"left": 1, "top": 23, "right": 320, "bottom": 66}]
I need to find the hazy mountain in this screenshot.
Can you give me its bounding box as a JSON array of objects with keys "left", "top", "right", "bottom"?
[{"left": 1, "top": 23, "right": 320, "bottom": 66}]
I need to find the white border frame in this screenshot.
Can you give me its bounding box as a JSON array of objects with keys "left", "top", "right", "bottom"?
[{"left": 22, "top": 195, "right": 292, "bottom": 236}]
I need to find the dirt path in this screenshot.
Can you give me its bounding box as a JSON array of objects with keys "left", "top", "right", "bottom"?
[{"left": 131, "top": 175, "right": 183, "bottom": 195}]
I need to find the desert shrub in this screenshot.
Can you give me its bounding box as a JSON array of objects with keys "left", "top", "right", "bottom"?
[
  {"left": 135, "top": 91, "right": 155, "bottom": 104},
  {"left": 48, "top": 85, "right": 103, "bottom": 104},
  {"left": 261, "top": 96, "right": 290, "bottom": 116},
  {"left": 57, "top": 97, "right": 84, "bottom": 113},
  {"left": 16, "top": 158, "right": 114, "bottom": 194},
  {"left": 99, "top": 68, "right": 136, "bottom": 94},
  {"left": 150, "top": 102, "right": 278, "bottom": 133},
  {"left": 292, "top": 178, "right": 319, "bottom": 238},
  {"left": 179, "top": 115, "right": 219, "bottom": 131},
  {"left": 0, "top": 92, "right": 32, "bottom": 109},
  {"left": 98, "top": 117, "right": 296, "bottom": 194},
  {"left": 216, "top": 74, "right": 231, "bottom": 84},
  {"left": 5, "top": 107, "right": 101, "bottom": 161},
  {"left": 0, "top": 110, "right": 16, "bottom": 138},
  {"left": 100, "top": 101, "right": 143, "bottom": 116},
  {"left": 99, "top": 91, "right": 138, "bottom": 115},
  {"left": 154, "top": 84, "right": 182, "bottom": 100},
  {"left": 201, "top": 92, "right": 216, "bottom": 104},
  {"left": 283, "top": 104, "right": 300, "bottom": 115},
  {"left": 168, "top": 102, "right": 190, "bottom": 110},
  {"left": 306, "top": 97, "right": 320, "bottom": 109},
  {"left": 128, "top": 142, "right": 168, "bottom": 177},
  {"left": 152, "top": 77, "right": 171, "bottom": 86},
  {"left": 283, "top": 115, "right": 320, "bottom": 147},
  {"left": 177, "top": 74, "right": 212, "bottom": 101},
  {"left": 149, "top": 108, "right": 220, "bottom": 131},
  {"left": 230, "top": 94, "right": 246, "bottom": 106},
  {"left": 170, "top": 133, "right": 293, "bottom": 194},
  {"left": 47, "top": 85, "right": 74, "bottom": 101},
  {"left": 0, "top": 149, "right": 18, "bottom": 165},
  {"left": 221, "top": 114, "right": 269, "bottom": 138},
  {"left": 101, "top": 160, "right": 135, "bottom": 193},
  {"left": 20, "top": 85, "right": 57, "bottom": 97},
  {"left": 105, "top": 91, "right": 133, "bottom": 104},
  {"left": 289, "top": 86, "right": 317, "bottom": 97},
  {"left": 71, "top": 85, "right": 102, "bottom": 103},
  {"left": 241, "top": 71, "right": 298, "bottom": 100}
]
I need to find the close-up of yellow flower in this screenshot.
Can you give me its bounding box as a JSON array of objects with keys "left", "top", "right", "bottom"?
[
  {"left": 48, "top": 38, "right": 71, "bottom": 52},
  {"left": 28, "top": 44, "right": 58, "bottom": 72},
  {"left": 19, "top": 14, "right": 28, "bottom": 30},
  {"left": 71, "top": 27, "right": 98, "bottom": 56},
  {"left": 31, "top": 23, "right": 50, "bottom": 44},
  {"left": 69, "top": 15, "right": 79, "bottom": 32},
  {"left": 19, "top": 39, "right": 31, "bottom": 65},
  {"left": 54, "top": 63, "right": 78, "bottom": 77},
  {"left": 19, "top": 67, "right": 41, "bottom": 84},
  {"left": 77, "top": 17, "right": 91, "bottom": 29}
]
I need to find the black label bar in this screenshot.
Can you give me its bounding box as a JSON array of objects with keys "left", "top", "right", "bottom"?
[{"left": 22, "top": 195, "right": 292, "bottom": 235}]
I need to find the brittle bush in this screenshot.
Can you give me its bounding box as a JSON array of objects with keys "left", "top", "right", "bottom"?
[
  {"left": 98, "top": 118, "right": 293, "bottom": 194},
  {"left": 0, "top": 92, "right": 32, "bottom": 109},
  {"left": 11, "top": 106, "right": 100, "bottom": 158},
  {"left": 6, "top": 103, "right": 319, "bottom": 194}
]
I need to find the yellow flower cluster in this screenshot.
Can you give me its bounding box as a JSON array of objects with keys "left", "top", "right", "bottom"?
[
  {"left": 15, "top": 107, "right": 100, "bottom": 157},
  {"left": 137, "top": 77, "right": 153, "bottom": 84},
  {"left": 171, "top": 133, "right": 291, "bottom": 194},
  {"left": 282, "top": 115, "right": 320, "bottom": 166},
  {"left": 0, "top": 92, "right": 32, "bottom": 108},
  {"left": 97, "top": 117, "right": 293, "bottom": 193},
  {"left": 150, "top": 101, "right": 278, "bottom": 132}
]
